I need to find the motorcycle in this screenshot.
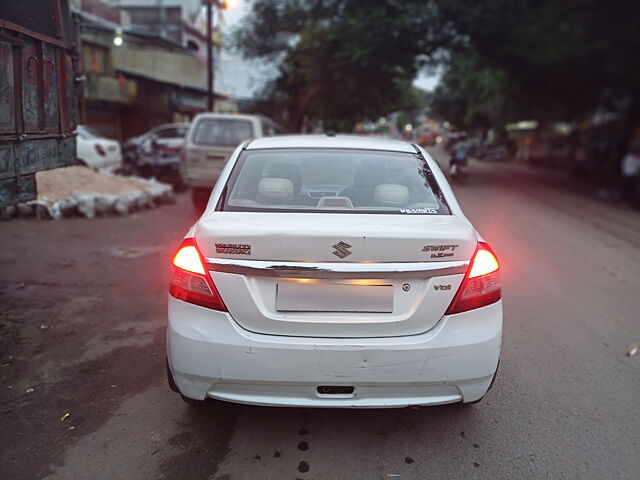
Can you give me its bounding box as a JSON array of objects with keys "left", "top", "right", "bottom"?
[{"left": 448, "top": 157, "right": 468, "bottom": 183}]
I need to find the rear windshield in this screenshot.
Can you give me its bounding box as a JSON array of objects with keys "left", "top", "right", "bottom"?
[
  {"left": 192, "top": 119, "right": 254, "bottom": 146},
  {"left": 218, "top": 149, "right": 450, "bottom": 214}
]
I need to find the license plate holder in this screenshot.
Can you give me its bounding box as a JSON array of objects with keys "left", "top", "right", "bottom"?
[{"left": 276, "top": 282, "right": 393, "bottom": 313}]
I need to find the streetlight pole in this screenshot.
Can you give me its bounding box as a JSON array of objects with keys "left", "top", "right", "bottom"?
[
  {"left": 206, "top": 1, "right": 214, "bottom": 112},
  {"left": 205, "top": 0, "right": 229, "bottom": 112}
]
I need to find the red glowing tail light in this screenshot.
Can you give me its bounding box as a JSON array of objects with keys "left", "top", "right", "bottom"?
[
  {"left": 446, "top": 242, "right": 501, "bottom": 315},
  {"left": 169, "top": 238, "right": 227, "bottom": 311},
  {"left": 94, "top": 143, "right": 107, "bottom": 156}
]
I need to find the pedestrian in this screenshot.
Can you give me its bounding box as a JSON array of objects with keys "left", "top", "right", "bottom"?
[{"left": 621, "top": 142, "right": 640, "bottom": 204}]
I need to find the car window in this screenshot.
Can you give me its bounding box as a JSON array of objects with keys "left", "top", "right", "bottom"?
[
  {"left": 156, "top": 127, "right": 188, "bottom": 138},
  {"left": 192, "top": 119, "right": 254, "bottom": 146},
  {"left": 219, "top": 149, "right": 450, "bottom": 214},
  {"left": 262, "top": 120, "right": 277, "bottom": 136},
  {"left": 78, "top": 126, "right": 103, "bottom": 139}
]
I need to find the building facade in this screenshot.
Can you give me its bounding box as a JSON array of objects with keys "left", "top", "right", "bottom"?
[{"left": 75, "top": 0, "right": 232, "bottom": 140}]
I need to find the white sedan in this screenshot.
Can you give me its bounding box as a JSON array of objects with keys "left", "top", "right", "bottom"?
[
  {"left": 167, "top": 134, "right": 502, "bottom": 408},
  {"left": 76, "top": 125, "right": 122, "bottom": 170}
]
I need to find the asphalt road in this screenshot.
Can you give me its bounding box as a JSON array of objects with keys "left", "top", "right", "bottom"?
[{"left": 1, "top": 152, "right": 639, "bottom": 480}]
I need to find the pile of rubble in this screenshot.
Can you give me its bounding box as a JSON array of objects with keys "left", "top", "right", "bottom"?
[{"left": 1, "top": 166, "right": 174, "bottom": 220}]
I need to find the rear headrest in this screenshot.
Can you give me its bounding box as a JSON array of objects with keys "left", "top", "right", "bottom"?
[
  {"left": 268, "top": 163, "right": 302, "bottom": 193},
  {"left": 258, "top": 178, "right": 294, "bottom": 203},
  {"left": 374, "top": 184, "right": 409, "bottom": 206}
]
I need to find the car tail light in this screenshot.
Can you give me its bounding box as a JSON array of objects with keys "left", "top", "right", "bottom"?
[
  {"left": 94, "top": 143, "right": 107, "bottom": 156},
  {"left": 446, "top": 242, "right": 501, "bottom": 315},
  {"left": 169, "top": 238, "right": 227, "bottom": 311}
]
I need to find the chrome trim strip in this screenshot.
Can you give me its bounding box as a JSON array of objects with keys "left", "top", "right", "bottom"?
[{"left": 206, "top": 258, "right": 469, "bottom": 279}]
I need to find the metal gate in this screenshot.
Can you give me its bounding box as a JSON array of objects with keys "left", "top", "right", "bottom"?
[{"left": 0, "top": 0, "right": 79, "bottom": 207}]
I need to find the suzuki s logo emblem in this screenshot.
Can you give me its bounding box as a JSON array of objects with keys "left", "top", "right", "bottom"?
[{"left": 332, "top": 241, "right": 352, "bottom": 259}]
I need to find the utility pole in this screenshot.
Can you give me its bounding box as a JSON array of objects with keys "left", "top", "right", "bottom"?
[
  {"left": 205, "top": 0, "right": 228, "bottom": 112},
  {"left": 206, "top": 1, "right": 214, "bottom": 112},
  {"left": 158, "top": 0, "right": 167, "bottom": 39}
]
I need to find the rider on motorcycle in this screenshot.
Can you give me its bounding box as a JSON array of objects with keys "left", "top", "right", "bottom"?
[{"left": 449, "top": 135, "right": 470, "bottom": 179}]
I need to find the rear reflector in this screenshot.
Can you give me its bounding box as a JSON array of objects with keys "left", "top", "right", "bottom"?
[
  {"left": 446, "top": 242, "right": 501, "bottom": 315},
  {"left": 169, "top": 238, "right": 227, "bottom": 311}
]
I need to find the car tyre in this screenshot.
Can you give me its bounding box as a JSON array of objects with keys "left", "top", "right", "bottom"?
[
  {"left": 166, "top": 360, "right": 179, "bottom": 393},
  {"left": 461, "top": 396, "right": 485, "bottom": 406},
  {"left": 139, "top": 165, "right": 153, "bottom": 179},
  {"left": 180, "top": 394, "right": 208, "bottom": 406},
  {"left": 192, "top": 187, "right": 210, "bottom": 211},
  {"left": 172, "top": 177, "right": 188, "bottom": 193},
  {"left": 168, "top": 360, "right": 210, "bottom": 406}
]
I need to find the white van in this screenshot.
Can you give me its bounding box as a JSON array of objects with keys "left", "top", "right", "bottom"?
[{"left": 181, "top": 113, "right": 282, "bottom": 208}]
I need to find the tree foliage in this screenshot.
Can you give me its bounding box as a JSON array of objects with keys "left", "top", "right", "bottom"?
[
  {"left": 233, "top": 0, "right": 447, "bottom": 131},
  {"left": 431, "top": 1, "right": 640, "bottom": 131},
  {"left": 235, "top": 0, "right": 640, "bottom": 146},
  {"left": 430, "top": 51, "right": 515, "bottom": 132}
]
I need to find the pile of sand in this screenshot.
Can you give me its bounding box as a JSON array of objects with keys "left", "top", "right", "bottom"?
[
  {"left": 36, "top": 166, "right": 151, "bottom": 203},
  {"left": 0, "top": 166, "right": 174, "bottom": 220}
]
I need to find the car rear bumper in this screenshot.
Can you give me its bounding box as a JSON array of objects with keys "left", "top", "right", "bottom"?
[{"left": 167, "top": 297, "right": 502, "bottom": 408}]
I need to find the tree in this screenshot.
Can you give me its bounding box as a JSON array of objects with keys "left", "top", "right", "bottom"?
[
  {"left": 431, "top": 0, "right": 640, "bottom": 168},
  {"left": 236, "top": 0, "right": 640, "bottom": 170},
  {"left": 430, "top": 50, "right": 515, "bottom": 133},
  {"left": 233, "top": 0, "right": 447, "bottom": 132}
]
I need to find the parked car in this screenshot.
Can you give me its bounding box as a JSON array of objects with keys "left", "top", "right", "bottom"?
[
  {"left": 122, "top": 123, "right": 189, "bottom": 166},
  {"left": 181, "top": 113, "right": 282, "bottom": 208},
  {"left": 76, "top": 125, "right": 122, "bottom": 170},
  {"left": 134, "top": 123, "right": 189, "bottom": 188},
  {"left": 167, "top": 134, "right": 502, "bottom": 408}
]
